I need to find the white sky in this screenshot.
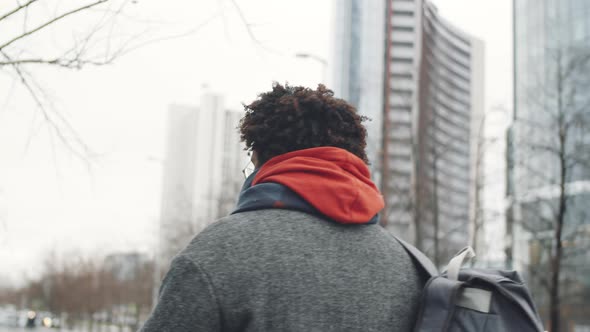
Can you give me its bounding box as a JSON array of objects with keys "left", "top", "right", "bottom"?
[{"left": 0, "top": 0, "right": 512, "bottom": 285}]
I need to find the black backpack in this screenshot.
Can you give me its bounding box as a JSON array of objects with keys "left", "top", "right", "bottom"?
[{"left": 393, "top": 236, "right": 545, "bottom": 332}]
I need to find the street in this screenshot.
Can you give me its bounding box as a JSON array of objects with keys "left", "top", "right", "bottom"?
[
  {"left": 0, "top": 326, "right": 130, "bottom": 332},
  {"left": 0, "top": 329, "right": 65, "bottom": 332}
]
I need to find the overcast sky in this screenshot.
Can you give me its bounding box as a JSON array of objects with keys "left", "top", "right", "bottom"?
[{"left": 0, "top": 0, "right": 512, "bottom": 285}]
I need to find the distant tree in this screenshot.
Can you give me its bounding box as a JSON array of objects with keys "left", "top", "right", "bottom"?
[
  {"left": 126, "top": 259, "right": 155, "bottom": 330},
  {"left": 0, "top": 250, "right": 157, "bottom": 331}
]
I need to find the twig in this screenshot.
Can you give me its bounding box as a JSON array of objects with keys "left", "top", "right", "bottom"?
[
  {"left": 0, "top": 57, "right": 114, "bottom": 68},
  {"left": 0, "top": 73, "right": 19, "bottom": 113},
  {"left": 1, "top": 50, "right": 92, "bottom": 163},
  {"left": 229, "top": 0, "right": 282, "bottom": 55},
  {"left": 0, "top": 0, "right": 110, "bottom": 51},
  {"left": 114, "top": 11, "right": 222, "bottom": 58},
  {"left": 0, "top": 0, "right": 38, "bottom": 22}
]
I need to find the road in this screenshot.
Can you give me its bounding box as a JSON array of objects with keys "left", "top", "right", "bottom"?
[
  {"left": 0, "top": 328, "right": 57, "bottom": 332},
  {"left": 0, "top": 326, "right": 132, "bottom": 332},
  {"left": 0, "top": 324, "right": 134, "bottom": 332},
  {"left": 0, "top": 328, "right": 81, "bottom": 332}
]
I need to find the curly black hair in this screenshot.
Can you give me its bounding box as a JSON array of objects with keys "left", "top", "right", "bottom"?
[{"left": 239, "top": 83, "right": 369, "bottom": 165}]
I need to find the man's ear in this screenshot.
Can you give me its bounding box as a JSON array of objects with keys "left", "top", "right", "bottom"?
[{"left": 251, "top": 150, "right": 260, "bottom": 168}]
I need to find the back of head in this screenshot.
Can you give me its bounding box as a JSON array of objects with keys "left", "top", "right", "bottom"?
[{"left": 239, "top": 83, "right": 369, "bottom": 165}]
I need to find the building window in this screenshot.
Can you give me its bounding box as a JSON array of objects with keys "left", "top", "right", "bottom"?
[
  {"left": 392, "top": 41, "right": 414, "bottom": 47},
  {"left": 391, "top": 57, "right": 413, "bottom": 64},
  {"left": 392, "top": 25, "right": 414, "bottom": 32},
  {"left": 391, "top": 72, "right": 413, "bottom": 79},
  {"left": 393, "top": 10, "right": 414, "bottom": 16}
]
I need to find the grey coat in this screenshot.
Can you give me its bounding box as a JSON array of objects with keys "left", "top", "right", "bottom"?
[{"left": 140, "top": 209, "right": 425, "bottom": 332}]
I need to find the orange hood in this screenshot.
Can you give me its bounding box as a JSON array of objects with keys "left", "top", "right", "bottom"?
[{"left": 253, "top": 147, "right": 384, "bottom": 224}]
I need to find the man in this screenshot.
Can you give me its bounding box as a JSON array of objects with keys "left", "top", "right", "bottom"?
[{"left": 140, "top": 84, "right": 426, "bottom": 331}]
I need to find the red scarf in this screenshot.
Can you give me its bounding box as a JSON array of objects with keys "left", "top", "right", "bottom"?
[{"left": 253, "top": 147, "right": 384, "bottom": 224}]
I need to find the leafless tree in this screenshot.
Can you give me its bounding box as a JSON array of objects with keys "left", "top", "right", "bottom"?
[
  {"left": 0, "top": 0, "right": 145, "bottom": 159},
  {"left": 0, "top": 0, "right": 260, "bottom": 161},
  {"left": 380, "top": 71, "right": 474, "bottom": 267},
  {"left": 510, "top": 44, "right": 590, "bottom": 331}
]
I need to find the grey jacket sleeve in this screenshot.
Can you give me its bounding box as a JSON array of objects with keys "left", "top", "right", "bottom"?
[{"left": 139, "top": 255, "right": 221, "bottom": 332}]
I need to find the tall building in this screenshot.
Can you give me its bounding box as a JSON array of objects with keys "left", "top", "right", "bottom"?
[
  {"left": 333, "top": 0, "right": 484, "bottom": 264},
  {"left": 158, "top": 94, "right": 246, "bottom": 268},
  {"left": 508, "top": 0, "right": 590, "bottom": 327}
]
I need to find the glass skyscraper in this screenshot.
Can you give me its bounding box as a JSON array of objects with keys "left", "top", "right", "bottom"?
[{"left": 508, "top": 0, "right": 590, "bottom": 328}]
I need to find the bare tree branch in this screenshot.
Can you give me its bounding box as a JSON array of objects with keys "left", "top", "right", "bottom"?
[
  {"left": 229, "top": 0, "right": 282, "bottom": 55},
  {"left": 1, "top": 50, "right": 92, "bottom": 162},
  {"left": 229, "top": 0, "right": 260, "bottom": 45},
  {"left": 0, "top": 0, "right": 38, "bottom": 22},
  {"left": 1, "top": 0, "right": 261, "bottom": 164},
  {"left": 0, "top": 57, "right": 114, "bottom": 68},
  {"left": 113, "top": 10, "right": 222, "bottom": 59},
  {"left": 0, "top": 0, "right": 109, "bottom": 51}
]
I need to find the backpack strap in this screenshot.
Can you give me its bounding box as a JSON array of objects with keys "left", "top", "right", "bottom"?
[
  {"left": 391, "top": 235, "right": 439, "bottom": 278},
  {"left": 446, "top": 247, "right": 475, "bottom": 280},
  {"left": 413, "top": 276, "right": 465, "bottom": 332}
]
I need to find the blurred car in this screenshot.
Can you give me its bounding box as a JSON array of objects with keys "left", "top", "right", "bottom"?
[
  {"left": 39, "top": 311, "right": 61, "bottom": 328},
  {"left": 25, "top": 310, "right": 37, "bottom": 328}
]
